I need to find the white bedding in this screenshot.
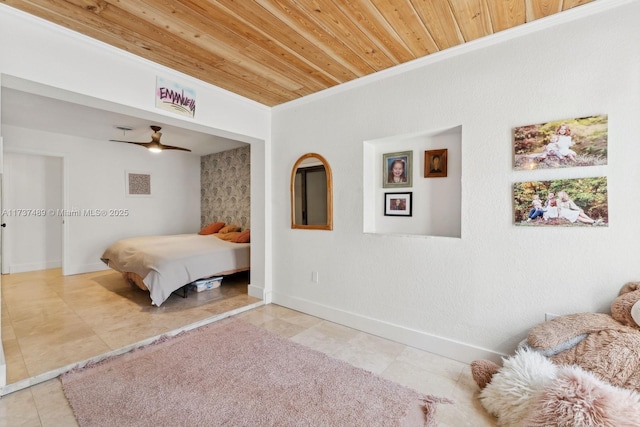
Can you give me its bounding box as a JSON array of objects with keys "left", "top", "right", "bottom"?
[{"left": 101, "top": 233, "right": 250, "bottom": 306}]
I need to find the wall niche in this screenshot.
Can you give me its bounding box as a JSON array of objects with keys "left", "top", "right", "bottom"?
[{"left": 363, "top": 126, "right": 461, "bottom": 238}]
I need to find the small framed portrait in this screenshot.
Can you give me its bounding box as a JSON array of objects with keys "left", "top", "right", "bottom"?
[
  {"left": 384, "top": 192, "right": 412, "bottom": 216},
  {"left": 424, "top": 149, "right": 447, "bottom": 178},
  {"left": 383, "top": 151, "right": 412, "bottom": 188}
]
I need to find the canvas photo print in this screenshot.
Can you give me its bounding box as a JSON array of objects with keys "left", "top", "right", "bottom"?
[
  {"left": 514, "top": 177, "right": 608, "bottom": 227},
  {"left": 513, "top": 115, "right": 608, "bottom": 170}
]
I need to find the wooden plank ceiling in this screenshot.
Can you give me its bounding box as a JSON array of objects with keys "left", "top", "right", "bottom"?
[{"left": 3, "top": 0, "right": 593, "bottom": 106}]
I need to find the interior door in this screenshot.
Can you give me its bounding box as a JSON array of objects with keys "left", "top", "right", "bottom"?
[{"left": 2, "top": 152, "right": 63, "bottom": 274}]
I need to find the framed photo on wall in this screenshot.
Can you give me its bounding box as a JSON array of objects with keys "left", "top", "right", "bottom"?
[
  {"left": 383, "top": 151, "right": 412, "bottom": 188},
  {"left": 126, "top": 171, "right": 152, "bottom": 197},
  {"left": 384, "top": 192, "right": 412, "bottom": 216},
  {"left": 424, "top": 149, "right": 447, "bottom": 178}
]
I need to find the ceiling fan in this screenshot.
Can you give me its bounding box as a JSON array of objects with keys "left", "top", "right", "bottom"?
[{"left": 110, "top": 125, "right": 191, "bottom": 152}]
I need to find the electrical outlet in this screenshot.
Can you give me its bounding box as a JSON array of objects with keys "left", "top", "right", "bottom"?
[
  {"left": 545, "top": 312, "right": 560, "bottom": 321},
  {"left": 311, "top": 271, "right": 319, "bottom": 283}
]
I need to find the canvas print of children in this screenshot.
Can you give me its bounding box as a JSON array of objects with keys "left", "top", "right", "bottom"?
[
  {"left": 513, "top": 115, "right": 607, "bottom": 170},
  {"left": 513, "top": 178, "right": 607, "bottom": 227}
]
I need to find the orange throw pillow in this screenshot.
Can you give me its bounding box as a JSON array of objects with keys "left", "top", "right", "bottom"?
[
  {"left": 218, "top": 225, "right": 241, "bottom": 234},
  {"left": 231, "top": 230, "right": 250, "bottom": 243},
  {"left": 198, "top": 222, "right": 225, "bottom": 235},
  {"left": 216, "top": 231, "right": 241, "bottom": 241}
]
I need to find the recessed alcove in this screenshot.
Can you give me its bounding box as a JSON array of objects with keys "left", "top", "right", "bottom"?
[{"left": 363, "top": 126, "right": 462, "bottom": 238}]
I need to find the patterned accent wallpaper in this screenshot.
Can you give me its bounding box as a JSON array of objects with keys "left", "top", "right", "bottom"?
[{"left": 201, "top": 145, "right": 251, "bottom": 230}]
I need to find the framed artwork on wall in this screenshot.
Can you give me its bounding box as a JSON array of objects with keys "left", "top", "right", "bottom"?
[
  {"left": 513, "top": 177, "right": 607, "bottom": 226},
  {"left": 126, "top": 171, "right": 152, "bottom": 197},
  {"left": 513, "top": 114, "right": 608, "bottom": 170},
  {"left": 384, "top": 192, "right": 412, "bottom": 216},
  {"left": 424, "top": 149, "right": 447, "bottom": 178},
  {"left": 383, "top": 151, "right": 412, "bottom": 188}
]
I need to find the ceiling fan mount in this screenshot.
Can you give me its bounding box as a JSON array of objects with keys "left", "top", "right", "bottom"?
[{"left": 110, "top": 125, "right": 191, "bottom": 152}]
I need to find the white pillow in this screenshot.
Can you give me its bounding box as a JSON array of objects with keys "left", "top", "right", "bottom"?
[
  {"left": 631, "top": 299, "right": 640, "bottom": 328},
  {"left": 478, "top": 348, "right": 557, "bottom": 426},
  {"left": 525, "top": 364, "right": 640, "bottom": 427}
]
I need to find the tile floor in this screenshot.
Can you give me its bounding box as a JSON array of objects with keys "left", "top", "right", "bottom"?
[
  {"left": 0, "top": 270, "right": 497, "bottom": 426},
  {"left": 1, "top": 268, "right": 259, "bottom": 386}
]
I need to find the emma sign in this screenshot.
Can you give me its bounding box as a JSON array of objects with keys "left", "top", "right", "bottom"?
[{"left": 155, "top": 77, "right": 196, "bottom": 118}]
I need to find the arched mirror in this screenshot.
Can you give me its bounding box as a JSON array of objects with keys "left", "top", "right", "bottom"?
[{"left": 291, "top": 153, "right": 333, "bottom": 230}]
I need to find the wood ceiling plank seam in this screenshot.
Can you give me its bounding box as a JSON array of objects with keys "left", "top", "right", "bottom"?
[
  {"left": 562, "top": 0, "right": 594, "bottom": 11},
  {"left": 3, "top": 0, "right": 178, "bottom": 57},
  {"left": 214, "top": 0, "right": 358, "bottom": 87},
  {"left": 484, "top": 0, "right": 525, "bottom": 33},
  {"left": 525, "top": 0, "right": 563, "bottom": 22},
  {"left": 332, "top": 0, "right": 414, "bottom": 65},
  {"left": 112, "top": 0, "right": 310, "bottom": 94},
  {"left": 446, "top": 0, "right": 494, "bottom": 42},
  {"left": 410, "top": 0, "right": 465, "bottom": 50},
  {"left": 1, "top": 0, "right": 106, "bottom": 35},
  {"left": 257, "top": 0, "right": 374, "bottom": 79},
  {"left": 7, "top": 0, "right": 293, "bottom": 105},
  {"left": 303, "top": 0, "right": 397, "bottom": 72},
  {"left": 201, "top": 0, "right": 342, "bottom": 89},
  {"left": 370, "top": 0, "right": 439, "bottom": 58},
  {"left": 481, "top": 0, "right": 495, "bottom": 34},
  {"left": 402, "top": 0, "right": 441, "bottom": 53}
]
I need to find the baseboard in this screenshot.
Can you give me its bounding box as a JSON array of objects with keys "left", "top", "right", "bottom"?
[
  {"left": 271, "top": 292, "right": 505, "bottom": 365},
  {"left": 248, "top": 283, "right": 269, "bottom": 302},
  {"left": 65, "top": 262, "right": 109, "bottom": 275},
  {"left": 9, "top": 260, "right": 61, "bottom": 274},
  {"left": 0, "top": 344, "right": 6, "bottom": 388}
]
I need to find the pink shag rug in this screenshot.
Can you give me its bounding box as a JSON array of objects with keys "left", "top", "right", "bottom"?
[{"left": 61, "top": 318, "right": 450, "bottom": 426}]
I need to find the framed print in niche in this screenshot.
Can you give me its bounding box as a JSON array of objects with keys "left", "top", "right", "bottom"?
[
  {"left": 513, "top": 114, "right": 608, "bottom": 170},
  {"left": 126, "top": 171, "right": 152, "bottom": 197},
  {"left": 424, "top": 149, "right": 447, "bottom": 178},
  {"left": 384, "top": 192, "right": 412, "bottom": 217},
  {"left": 383, "top": 151, "right": 412, "bottom": 188}
]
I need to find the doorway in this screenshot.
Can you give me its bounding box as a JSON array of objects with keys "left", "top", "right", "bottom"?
[{"left": 2, "top": 151, "right": 63, "bottom": 274}]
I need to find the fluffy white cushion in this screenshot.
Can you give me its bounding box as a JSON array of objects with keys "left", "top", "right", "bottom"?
[
  {"left": 631, "top": 299, "right": 640, "bottom": 329},
  {"left": 526, "top": 365, "right": 640, "bottom": 427},
  {"left": 479, "top": 348, "right": 640, "bottom": 427},
  {"left": 478, "top": 348, "right": 557, "bottom": 426}
]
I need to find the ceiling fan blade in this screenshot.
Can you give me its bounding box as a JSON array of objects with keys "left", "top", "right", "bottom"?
[
  {"left": 159, "top": 144, "right": 192, "bottom": 152},
  {"left": 110, "top": 126, "right": 191, "bottom": 152},
  {"left": 110, "top": 139, "right": 153, "bottom": 148}
]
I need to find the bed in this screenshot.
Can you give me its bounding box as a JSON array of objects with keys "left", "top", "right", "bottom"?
[{"left": 100, "top": 233, "right": 250, "bottom": 306}]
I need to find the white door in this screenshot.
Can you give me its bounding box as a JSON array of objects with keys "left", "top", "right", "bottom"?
[{"left": 2, "top": 152, "right": 63, "bottom": 274}]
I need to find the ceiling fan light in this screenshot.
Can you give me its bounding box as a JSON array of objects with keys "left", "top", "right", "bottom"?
[{"left": 148, "top": 146, "right": 162, "bottom": 153}]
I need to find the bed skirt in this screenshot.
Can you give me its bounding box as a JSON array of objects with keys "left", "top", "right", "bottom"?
[{"left": 121, "top": 268, "right": 250, "bottom": 292}]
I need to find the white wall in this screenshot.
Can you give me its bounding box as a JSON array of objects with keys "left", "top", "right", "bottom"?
[
  {"left": 271, "top": 1, "right": 640, "bottom": 362},
  {"left": 3, "top": 125, "right": 201, "bottom": 274},
  {"left": 0, "top": 4, "right": 271, "bottom": 297}
]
